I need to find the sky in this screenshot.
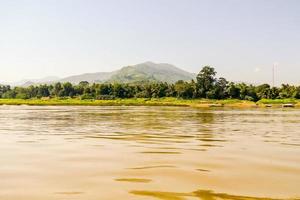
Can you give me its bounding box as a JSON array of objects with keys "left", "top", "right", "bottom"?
[{"left": 0, "top": 0, "right": 300, "bottom": 85}]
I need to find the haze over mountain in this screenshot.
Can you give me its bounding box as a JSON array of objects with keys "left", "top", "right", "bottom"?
[
  {"left": 10, "top": 76, "right": 60, "bottom": 87},
  {"left": 59, "top": 72, "right": 114, "bottom": 84},
  {"left": 5, "top": 62, "right": 196, "bottom": 86}
]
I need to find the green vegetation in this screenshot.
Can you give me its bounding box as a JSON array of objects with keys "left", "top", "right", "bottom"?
[
  {"left": 0, "top": 98, "right": 299, "bottom": 108},
  {"left": 0, "top": 98, "right": 240, "bottom": 107},
  {"left": 0, "top": 98, "right": 193, "bottom": 106},
  {"left": 257, "top": 98, "right": 298, "bottom": 104},
  {"left": 1, "top": 66, "right": 300, "bottom": 107}
]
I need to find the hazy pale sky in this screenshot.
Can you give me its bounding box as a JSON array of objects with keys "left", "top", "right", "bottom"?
[{"left": 0, "top": 0, "right": 299, "bottom": 84}]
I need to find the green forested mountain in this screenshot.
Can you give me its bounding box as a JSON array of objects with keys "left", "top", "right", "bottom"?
[
  {"left": 108, "top": 62, "right": 195, "bottom": 83},
  {"left": 2, "top": 62, "right": 195, "bottom": 86},
  {"left": 48, "top": 62, "right": 195, "bottom": 85}
]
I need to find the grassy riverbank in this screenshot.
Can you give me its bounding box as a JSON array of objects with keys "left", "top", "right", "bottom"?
[{"left": 0, "top": 98, "right": 299, "bottom": 108}]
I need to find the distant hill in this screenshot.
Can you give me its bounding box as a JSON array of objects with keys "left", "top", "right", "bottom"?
[
  {"left": 11, "top": 62, "right": 196, "bottom": 86},
  {"left": 108, "top": 62, "right": 195, "bottom": 83},
  {"left": 59, "top": 72, "right": 115, "bottom": 84},
  {"left": 62, "top": 62, "right": 195, "bottom": 84},
  {"left": 13, "top": 76, "right": 60, "bottom": 87}
]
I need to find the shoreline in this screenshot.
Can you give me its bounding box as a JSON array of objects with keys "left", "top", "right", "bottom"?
[{"left": 0, "top": 98, "right": 299, "bottom": 108}]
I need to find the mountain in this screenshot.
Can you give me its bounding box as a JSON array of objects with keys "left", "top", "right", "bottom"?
[
  {"left": 108, "top": 62, "right": 195, "bottom": 83},
  {"left": 9, "top": 62, "right": 196, "bottom": 86},
  {"left": 59, "top": 62, "right": 195, "bottom": 84},
  {"left": 11, "top": 76, "right": 60, "bottom": 87},
  {"left": 59, "top": 72, "right": 115, "bottom": 83}
]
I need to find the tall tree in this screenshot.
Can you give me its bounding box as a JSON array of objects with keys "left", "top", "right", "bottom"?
[{"left": 196, "top": 66, "right": 217, "bottom": 98}]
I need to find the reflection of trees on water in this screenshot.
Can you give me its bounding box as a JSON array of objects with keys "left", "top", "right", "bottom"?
[
  {"left": 195, "top": 111, "right": 215, "bottom": 124},
  {"left": 131, "top": 189, "right": 284, "bottom": 200},
  {"left": 77, "top": 107, "right": 222, "bottom": 146},
  {"left": 194, "top": 111, "right": 217, "bottom": 142},
  {"left": 63, "top": 107, "right": 224, "bottom": 147}
]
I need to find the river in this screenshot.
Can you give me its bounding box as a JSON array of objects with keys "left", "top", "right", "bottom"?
[{"left": 0, "top": 106, "right": 299, "bottom": 200}]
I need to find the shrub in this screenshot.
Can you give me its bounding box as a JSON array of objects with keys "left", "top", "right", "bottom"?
[
  {"left": 96, "top": 95, "right": 116, "bottom": 100},
  {"left": 81, "top": 94, "right": 94, "bottom": 100}
]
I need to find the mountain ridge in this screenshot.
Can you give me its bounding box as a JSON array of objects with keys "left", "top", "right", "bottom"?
[{"left": 4, "top": 62, "right": 196, "bottom": 86}]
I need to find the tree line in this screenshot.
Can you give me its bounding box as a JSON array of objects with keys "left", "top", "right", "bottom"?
[{"left": 1, "top": 66, "right": 300, "bottom": 101}]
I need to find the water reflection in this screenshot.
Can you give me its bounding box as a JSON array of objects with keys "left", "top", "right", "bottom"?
[
  {"left": 115, "top": 178, "right": 152, "bottom": 183},
  {"left": 0, "top": 106, "right": 299, "bottom": 200},
  {"left": 131, "top": 189, "right": 295, "bottom": 200}
]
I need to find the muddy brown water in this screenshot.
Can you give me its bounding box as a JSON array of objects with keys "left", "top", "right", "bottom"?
[{"left": 0, "top": 106, "right": 299, "bottom": 200}]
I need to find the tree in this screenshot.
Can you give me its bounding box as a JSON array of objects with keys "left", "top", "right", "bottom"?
[
  {"left": 37, "top": 85, "right": 50, "bottom": 98},
  {"left": 213, "top": 77, "right": 228, "bottom": 99},
  {"left": 226, "top": 82, "right": 240, "bottom": 99},
  {"left": 52, "top": 82, "right": 62, "bottom": 97},
  {"left": 151, "top": 82, "right": 169, "bottom": 98},
  {"left": 0, "top": 85, "right": 11, "bottom": 98},
  {"left": 2, "top": 90, "right": 16, "bottom": 99},
  {"left": 61, "top": 82, "right": 75, "bottom": 97},
  {"left": 293, "top": 86, "right": 300, "bottom": 99},
  {"left": 279, "top": 84, "right": 295, "bottom": 99},
  {"left": 236, "top": 83, "right": 258, "bottom": 101},
  {"left": 245, "top": 85, "right": 258, "bottom": 101},
  {"left": 13, "top": 87, "right": 30, "bottom": 99},
  {"left": 269, "top": 87, "right": 280, "bottom": 99},
  {"left": 97, "top": 84, "right": 113, "bottom": 96},
  {"left": 255, "top": 84, "right": 271, "bottom": 100},
  {"left": 196, "top": 66, "right": 217, "bottom": 98},
  {"left": 27, "top": 85, "right": 38, "bottom": 98},
  {"left": 175, "top": 80, "right": 193, "bottom": 99},
  {"left": 79, "top": 81, "right": 89, "bottom": 87},
  {"left": 112, "top": 83, "right": 127, "bottom": 98}
]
